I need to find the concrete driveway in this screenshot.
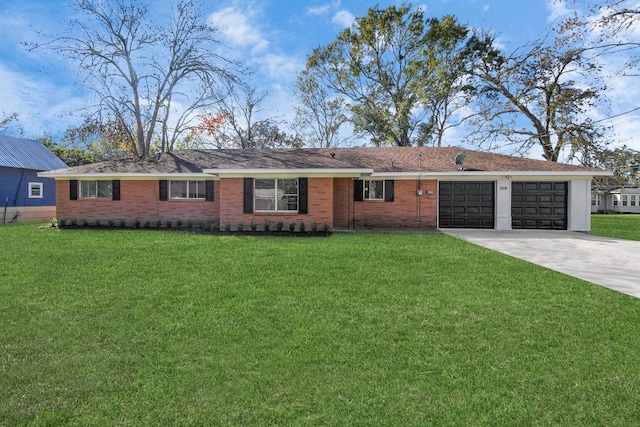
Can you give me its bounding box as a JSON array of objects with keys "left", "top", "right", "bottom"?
[{"left": 441, "top": 229, "right": 640, "bottom": 299}]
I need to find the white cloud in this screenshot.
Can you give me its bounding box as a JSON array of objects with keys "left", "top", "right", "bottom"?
[
  {"left": 546, "top": 0, "right": 572, "bottom": 22},
  {"left": 307, "top": 2, "right": 340, "bottom": 16},
  {"left": 259, "top": 53, "right": 304, "bottom": 81},
  {"left": 483, "top": 4, "right": 490, "bottom": 13},
  {"left": 209, "top": 6, "right": 269, "bottom": 52},
  {"left": 332, "top": 10, "right": 355, "bottom": 28}
]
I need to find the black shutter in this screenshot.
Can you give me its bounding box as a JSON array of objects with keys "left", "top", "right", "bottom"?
[
  {"left": 384, "top": 180, "right": 394, "bottom": 202},
  {"left": 159, "top": 180, "right": 168, "bottom": 201},
  {"left": 70, "top": 180, "right": 78, "bottom": 200},
  {"left": 354, "top": 180, "right": 364, "bottom": 201},
  {"left": 112, "top": 180, "right": 121, "bottom": 201},
  {"left": 243, "top": 178, "right": 253, "bottom": 213},
  {"left": 298, "top": 178, "right": 308, "bottom": 214},
  {"left": 205, "top": 181, "right": 214, "bottom": 201}
]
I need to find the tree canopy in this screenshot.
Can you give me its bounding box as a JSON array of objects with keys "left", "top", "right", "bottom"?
[{"left": 304, "top": 5, "right": 472, "bottom": 147}]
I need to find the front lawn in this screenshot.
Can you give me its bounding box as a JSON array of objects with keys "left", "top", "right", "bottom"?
[
  {"left": 592, "top": 213, "right": 640, "bottom": 241},
  {"left": 1, "top": 224, "right": 640, "bottom": 425}
]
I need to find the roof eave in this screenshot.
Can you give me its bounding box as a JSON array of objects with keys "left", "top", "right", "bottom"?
[{"left": 203, "top": 168, "right": 374, "bottom": 178}]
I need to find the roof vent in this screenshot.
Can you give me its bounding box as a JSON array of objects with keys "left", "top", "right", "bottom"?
[
  {"left": 330, "top": 152, "right": 336, "bottom": 158},
  {"left": 454, "top": 152, "right": 466, "bottom": 170}
]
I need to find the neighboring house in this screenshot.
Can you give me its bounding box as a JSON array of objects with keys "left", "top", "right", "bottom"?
[
  {"left": 598, "top": 185, "right": 640, "bottom": 214},
  {"left": 0, "top": 135, "right": 68, "bottom": 223},
  {"left": 39, "top": 147, "right": 610, "bottom": 231}
]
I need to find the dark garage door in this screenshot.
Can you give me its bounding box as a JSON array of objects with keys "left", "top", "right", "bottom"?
[
  {"left": 512, "top": 182, "right": 567, "bottom": 229},
  {"left": 439, "top": 181, "right": 495, "bottom": 228}
]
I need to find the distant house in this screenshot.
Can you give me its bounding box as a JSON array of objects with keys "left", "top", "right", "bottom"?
[
  {"left": 40, "top": 147, "right": 611, "bottom": 231},
  {"left": 0, "top": 135, "right": 68, "bottom": 223},
  {"left": 597, "top": 185, "right": 640, "bottom": 214}
]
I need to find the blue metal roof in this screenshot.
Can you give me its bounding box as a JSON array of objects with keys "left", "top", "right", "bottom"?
[{"left": 0, "top": 134, "right": 68, "bottom": 171}]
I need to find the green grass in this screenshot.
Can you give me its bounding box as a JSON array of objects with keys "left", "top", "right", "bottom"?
[
  {"left": 2, "top": 224, "right": 640, "bottom": 425},
  {"left": 592, "top": 213, "right": 640, "bottom": 241}
]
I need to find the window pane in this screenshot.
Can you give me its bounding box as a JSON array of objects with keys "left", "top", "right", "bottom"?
[
  {"left": 97, "top": 181, "right": 113, "bottom": 198},
  {"left": 278, "top": 179, "right": 298, "bottom": 211},
  {"left": 81, "top": 181, "right": 96, "bottom": 198},
  {"left": 623, "top": 195, "right": 628, "bottom": 206},
  {"left": 171, "top": 181, "right": 188, "bottom": 198},
  {"left": 632, "top": 195, "right": 637, "bottom": 206},
  {"left": 365, "top": 180, "right": 384, "bottom": 199},
  {"left": 188, "top": 181, "right": 200, "bottom": 199},
  {"left": 255, "top": 179, "right": 276, "bottom": 210},
  {"left": 29, "top": 183, "right": 42, "bottom": 198}
]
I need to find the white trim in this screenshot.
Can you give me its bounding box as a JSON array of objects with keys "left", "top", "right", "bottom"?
[
  {"left": 38, "top": 172, "right": 214, "bottom": 180},
  {"left": 371, "top": 170, "right": 612, "bottom": 179},
  {"left": 27, "top": 182, "right": 43, "bottom": 199}
]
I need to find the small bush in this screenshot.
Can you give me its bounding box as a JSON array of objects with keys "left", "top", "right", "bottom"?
[
  {"left": 176, "top": 219, "right": 183, "bottom": 228},
  {"left": 299, "top": 221, "right": 306, "bottom": 233},
  {"left": 108, "top": 219, "right": 115, "bottom": 227},
  {"left": 277, "top": 221, "right": 284, "bottom": 231},
  {"left": 82, "top": 219, "right": 89, "bottom": 227},
  {"left": 58, "top": 218, "right": 67, "bottom": 227},
  {"left": 95, "top": 219, "right": 101, "bottom": 227},
  {"left": 263, "top": 219, "right": 271, "bottom": 232},
  {"left": 71, "top": 218, "right": 78, "bottom": 227},
  {"left": 237, "top": 222, "right": 244, "bottom": 232},
  {"left": 323, "top": 222, "right": 330, "bottom": 232},
  {"left": 144, "top": 221, "right": 151, "bottom": 229},
  {"left": 289, "top": 222, "right": 296, "bottom": 232},
  {"left": 224, "top": 222, "right": 231, "bottom": 232},
  {"left": 200, "top": 221, "right": 209, "bottom": 231},
  {"left": 49, "top": 217, "right": 58, "bottom": 228},
  {"left": 186, "top": 219, "right": 193, "bottom": 229},
  {"left": 134, "top": 220, "right": 141, "bottom": 228},
  {"left": 250, "top": 220, "right": 257, "bottom": 231},
  {"left": 156, "top": 219, "right": 163, "bottom": 228},
  {"left": 165, "top": 220, "right": 173, "bottom": 229},
  {"left": 119, "top": 219, "right": 127, "bottom": 228},
  {"left": 311, "top": 221, "right": 318, "bottom": 232}
]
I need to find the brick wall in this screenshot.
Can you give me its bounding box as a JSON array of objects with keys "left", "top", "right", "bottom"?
[
  {"left": 56, "top": 180, "right": 220, "bottom": 225},
  {"left": 334, "top": 179, "right": 438, "bottom": 229},
  {"left": 219, "top": 177, "right": 334, "bottom": 231}
]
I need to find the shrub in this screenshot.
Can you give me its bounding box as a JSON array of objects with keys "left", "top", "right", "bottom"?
[
  {"left": 119, "top": 219, "right": 127, "bottom": 228},
  {"left": 299, "top": 221, "right": 306, "bottom": 233},
  {"left": 186, "top": 219, "right": 193, "bottom": 229},
  {"left": 95, "top": 219, "right": 101, "bottom": 227},
  {"left": 289, "top": 222, "right": 295, "bottom": 232},
  {"left": 263, "top": 219, "right": 271, "bottom": 232},
  {"left": 144, "top": 221, "right": 151, "bottom": 229},
  {"left": 108, "top": 219, "right": 115, "bottom": 227},
  {"left": 277, "top": 221, "right": 284, "bottom": 231},
  {"left": 165, "top": 220, "right": 172, "bottom": 229},
  {"left": 224, "top": 222, "right": 231, "bottom": 232},
  {"left": 156, "top": 219, "right": 163, "bottom": 228},
  {"left": 82, "top": 219, "right": 89, "bottom": 227},
  {"left": 49, "top": 217, "right": 58, "bottom": 228},
  {"left": 134, "top": 220, "right": 141, "bottom": 228},
  {"left": 237, "top": 222, "right": 244, "bottom": 232},
  {"left": 71, "top": 218, "right": 78, "bottom": 227},
  {"left": 311, "top": 221, "right": 318, "bottom": 232},
  {"left": 323, "top": 222, "right": 331, "bottom": 232},
  {"left": 58, "top": 218, "right": 67, "bottom": 227},
  {"left": 200, "top": 221, "right": 209, "bottom": 231},
  {"left": 250, "top": 220, "right": 257, "bottom": 231},
  {"left": 176, "top": 219, "right": 183, "bottom": 228}
]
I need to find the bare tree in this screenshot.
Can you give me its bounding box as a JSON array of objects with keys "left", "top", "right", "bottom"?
[
  {"left": 293, "top": 69, "right": 349, "bottom": 148},
  {"left": 465, "top": 32, "right": 609, "bottom": 162},
  {"left": 0, "top": 112, "right": 20, "bottom": 134},
  {"left": 36, "top": 0, "right": 239, "bottom": 157}
]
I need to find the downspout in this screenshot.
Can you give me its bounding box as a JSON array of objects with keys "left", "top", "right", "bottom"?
[{"left": 13, "top": 172, "right": 25, "bottom": 206}]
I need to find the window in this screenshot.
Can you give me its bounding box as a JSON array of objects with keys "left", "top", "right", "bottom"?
[
  {"left": 28, "top": 182, "right": 43, "bottom": 198},
  {"left": 623, "top": 194, "right": 628, "bottom": 206},
  {"left": 254, "top": 178, "right": 298, "bottom": 212},
  {"left": 591, "top": 193, "right": 599, "bottom": 206},
  {"left": 613, "top": 195, "right": 619, "bottom": 206},
  {"left": 170, "top": 180, "right": 206, "bottom": 199},
  {"left": 80, "top": 181, "right": 113, "bottom": 199},
  {"left": 631, "top": 195, "right": 637, "bottom": 207},
  {"left": 364, "top": 180, "right": 384, "bottom": 200}
]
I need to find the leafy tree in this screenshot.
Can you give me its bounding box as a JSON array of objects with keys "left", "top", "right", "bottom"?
[
  {"left": 38, "top": 136, "right": 100, "bottom": 166},
  {"left": 589, "top": 145, "right": 640, "bottom": 185},
  {"left": 36, "top": 0, "right": 238, "bottom": 157},
  {"left": 305, "top": 4, "right": 472, "bottom": 146},
  {"left": 293, "top": 69, "right": 349, "bottom": 148},
  {"left": 465, "top": 32, "right": 609, "bottom": 162}
]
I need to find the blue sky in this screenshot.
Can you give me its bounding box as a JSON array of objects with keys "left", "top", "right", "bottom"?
[{"left": 1, "top": 0, "right": 638, "bottom": 157}]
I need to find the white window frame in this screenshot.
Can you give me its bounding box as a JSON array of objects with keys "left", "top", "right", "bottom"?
[
  {"left": 254, "top": 178, "right": 298, "bottom": 212},
  {"left": 80, "top": 180, "right": 113, "bottom": 199},
  {"left": 623, "top": 194, "right": 629, "bottom": 206},
  {"left": 631, "top": 194, "right": 637, "bottom": 207},
  {"left": 363, "top": 180, "right": 385, "bottom": 200},
  {"left": 591, "top": 193, "right": 599, "bottom": 206},
  {"left": 28, "top": 182, "right": 43, "bottom": 199},
  {"left": 169, "top": 180, "right": 206, "bottom": 200}
]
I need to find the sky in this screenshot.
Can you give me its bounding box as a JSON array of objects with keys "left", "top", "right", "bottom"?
[{"left": 0, "top": 0, "right": 638, "bottom": 159}]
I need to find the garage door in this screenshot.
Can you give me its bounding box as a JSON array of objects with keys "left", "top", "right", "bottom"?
[
  {"left": 439, "top": 181, "right": 495, "bottom": 228},
  {"left": 512, "top": 182, "right": 567, "bottom": 229}
]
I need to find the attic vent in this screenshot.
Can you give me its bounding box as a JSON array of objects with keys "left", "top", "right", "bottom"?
[
  {"left": 454, "top": 152, "right": 466, "bottom": 170},
  {"left": 330, "top": 152, "right": 336, "bottom": 158}
]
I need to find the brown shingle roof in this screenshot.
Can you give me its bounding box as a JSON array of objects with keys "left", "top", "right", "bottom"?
[{"left": 41, "top": 147, "right": 608, "bottom": 176}]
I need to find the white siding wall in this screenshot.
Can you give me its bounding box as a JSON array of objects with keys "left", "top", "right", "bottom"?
[
  {"left": 495, "top": 179, "right": 512, "bottom": 230},
  {"left": 568, "top": 179, "right": 591, "bottom": 232}
]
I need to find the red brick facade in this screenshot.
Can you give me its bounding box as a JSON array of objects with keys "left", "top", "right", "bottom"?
[{"left": 56, "top": 177, "right": 439, "bottom": 230}]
